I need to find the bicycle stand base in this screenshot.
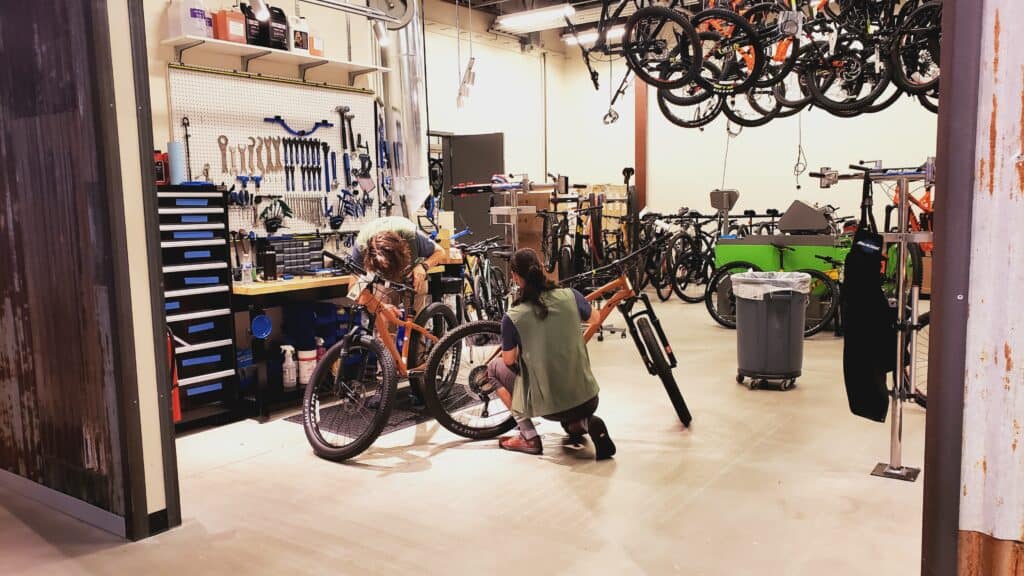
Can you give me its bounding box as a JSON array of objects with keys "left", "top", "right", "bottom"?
[
  {"left": 870, "top": 463, "right": 920, "bottom": 482},
  {"left": 596, "top": 322, "right": 628, "bottom": 341}
]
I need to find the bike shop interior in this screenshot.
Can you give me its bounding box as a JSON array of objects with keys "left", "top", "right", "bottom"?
[{"left": 1, "top": 1, "right": 1021, "bottom": 574}]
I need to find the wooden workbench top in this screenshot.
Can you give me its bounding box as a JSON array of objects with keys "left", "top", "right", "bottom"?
[{"left": 232, "top": 275, "right": 355, "bottom": 296}]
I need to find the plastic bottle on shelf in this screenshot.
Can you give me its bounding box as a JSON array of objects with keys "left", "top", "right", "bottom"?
[
  {"left": 281, "top": 345, "right": 297, "bottom": 389},
  {"left": 166, "top": 0, "right": 211, "bottom": 39},
  {"left": 268, "top": 6, "right": 290, "bottom": 50},
  {"left": 213, "top": 6, "right": 246, "bottom": 43},
  {"left": 309, "top": 24, "right": 325, "bottom": 56},
  {"left": 289, "top": 15, "right": 310, "bottom": 55},
  {"left": 240, "top": 3, "right": 269, "bottom": 47}
]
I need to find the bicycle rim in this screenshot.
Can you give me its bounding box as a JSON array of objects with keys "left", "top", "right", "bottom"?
[
  {"left": 302, "top": 336, "right": 397, "bottom": 461},
  {"left": 422, "top": 321, "right": 517, "bottom": 439}
]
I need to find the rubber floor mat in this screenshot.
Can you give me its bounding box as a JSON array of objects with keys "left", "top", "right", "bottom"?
[{"left": 284, "top": 389, "right": 483, "bottom": 437}]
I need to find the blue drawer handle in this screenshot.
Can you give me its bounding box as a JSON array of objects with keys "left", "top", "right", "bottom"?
[
  {"left": 165, "top": 301, "right": 181, "bottom": 311},
  {"left": 182, "top": 354, "right": 221, "bottom": 367},
  {"left": 188, "top": 322, "right": 215, "bottom": 334},
  {"left": 176, "top": 198, "right": 208, "bottom": 207},
  {"left": 174, "top": 231, "right": 214, "bottom": 240},
  {"left": 184, "top": 276, "right": 219, "bottom": 286},
  {"left": 181, "top": 215, "right": 209, "bottom": 224},
  {"left": 185, "top": 382, "right": 223, "bottom": 396},
  {"left": 184, "top": 250, "right": 211, "bottom": 260}
]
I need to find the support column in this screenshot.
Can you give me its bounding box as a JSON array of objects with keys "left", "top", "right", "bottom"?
[
  {"left": 949, "top": 0, "right": 1024, "bottom": 571},
  {"left": 634, "top": 78, "right": 648, "bottom": 209}
]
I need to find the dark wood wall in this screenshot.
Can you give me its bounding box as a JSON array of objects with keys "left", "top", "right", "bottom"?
[{"left": 0, "top": 0, "right": 127, "bottom": 515}]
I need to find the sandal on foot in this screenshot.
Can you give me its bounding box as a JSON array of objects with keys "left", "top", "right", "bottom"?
[{"left": 499, "top": 435, "right": 543, "bottom": 455}]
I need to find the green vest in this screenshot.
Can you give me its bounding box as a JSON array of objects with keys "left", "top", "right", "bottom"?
[
  {"left": 356, "top": 216, "right": 421, "bottom": 262},
  {"left": 509, "top": 288, "right": 600, "bottom": 418}
]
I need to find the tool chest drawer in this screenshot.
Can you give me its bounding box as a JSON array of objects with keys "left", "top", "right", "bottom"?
[
  {"left": 167, "top": 310, "right": 233, "bottom": 343},
  {"left": 178, "top": 372, "right": 236, "bottom": 411},
  {"left": 162, "top": 242, "right": 229, "bottom": 266},
  {"left": 175, "top": 343, "right": 236, "bottom": 381},
  {"left": 160, "top": 223, "right": 228, "bottom": 243},
  {"left": 163, "top": 265, "right": 231, "bottom": 291},
  {"left": 164, "top": 287, "right": 231, "bottom": 316},
  {"left": 158, "top": 207, "right": 227, "bottom": 227},
  {"left": 157, "top": 191, "right": 227, "bottom": 210}
]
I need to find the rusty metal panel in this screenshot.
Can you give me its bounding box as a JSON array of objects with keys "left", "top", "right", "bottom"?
[
  {"left": 0, "top": 0, "right": 125, "bottom": 515},
  {"left": 960, "top": 0, "right": 1024, "bottom": 546}
]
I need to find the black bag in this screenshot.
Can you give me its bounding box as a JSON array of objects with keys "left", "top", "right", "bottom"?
[{"left": 842, "top": 229, "right": 896, "bottom": 422}]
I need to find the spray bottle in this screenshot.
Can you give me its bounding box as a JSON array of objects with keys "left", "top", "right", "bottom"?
[{"left": 281, "top": 344, "right": 297, "bottom": 389}]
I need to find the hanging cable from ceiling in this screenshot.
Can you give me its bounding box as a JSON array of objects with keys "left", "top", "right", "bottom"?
[
  {"left": 793, "top": 111, "right": 808, "bottom": 190},
  {"left": 457, "top": 0, "right": 477, "bottom": 108},
  {"left": 721, "top": 121, "right": 742, "bottom": 190}
]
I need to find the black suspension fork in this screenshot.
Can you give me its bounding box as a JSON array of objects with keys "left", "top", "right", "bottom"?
[{"left": 617, "top": 292, "right": 679, "bottom": 375}]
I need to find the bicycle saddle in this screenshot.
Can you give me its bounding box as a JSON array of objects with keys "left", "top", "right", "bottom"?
[
  {"left": 766, "top": 208, "right": 780, "bottom": 216},
  {"left": 489, "top": 250, "right": 513, "bottom": 260}
]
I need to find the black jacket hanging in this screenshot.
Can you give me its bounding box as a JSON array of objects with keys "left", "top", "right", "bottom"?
[{"left": 842, "top": 229, "right": 896, "bottom": 422}]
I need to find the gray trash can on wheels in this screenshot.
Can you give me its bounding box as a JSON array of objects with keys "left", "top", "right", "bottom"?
[{"left": 732, "top": 272, "right": 811, "bottom": 390}]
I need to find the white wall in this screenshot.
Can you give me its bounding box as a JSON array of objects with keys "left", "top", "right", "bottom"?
[
  {"left": 647, "top": 96, "right": 938, "bottom": 218},
  {"left": 423, "top": 25, "right": 546, "bottom": 177},
  {"left": 545, "top": 54, "right": 635, "bottom": 186}
]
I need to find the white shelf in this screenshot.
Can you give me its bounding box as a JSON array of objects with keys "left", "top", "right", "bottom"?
[{"left": 161, "top": 35, "right": 389, "bottom": 83}]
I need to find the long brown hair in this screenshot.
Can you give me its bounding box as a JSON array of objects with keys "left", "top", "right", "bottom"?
[
  {"left": 365, "top": 231, "right": 411, "bottom": 280},
  {"left": 510, "top": 248, "right": 558, "bottom": 319}
]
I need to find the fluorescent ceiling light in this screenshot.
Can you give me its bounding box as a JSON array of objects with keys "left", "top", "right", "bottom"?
[
  {"left": 493, "top": 4, "right": 576, "bottom": 34},
  {"left": 562, "top": 26, "right": 625, "bottom": 46}
]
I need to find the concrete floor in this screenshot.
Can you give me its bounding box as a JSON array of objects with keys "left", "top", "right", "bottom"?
[{"left": 1, "top": 299, "right": 927, "bottom": 575}]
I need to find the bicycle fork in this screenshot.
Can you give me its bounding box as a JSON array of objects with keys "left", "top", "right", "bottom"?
[{"left": 618, "top": 293, "right": 679, "bottom": 375}]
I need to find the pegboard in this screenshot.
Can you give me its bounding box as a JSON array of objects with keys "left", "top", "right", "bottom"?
[{"left": 167, "top": 66, "right": 382, "bottom": 238}]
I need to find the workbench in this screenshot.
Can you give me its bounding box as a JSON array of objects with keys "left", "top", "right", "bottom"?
[{"left": 232, "top": 275, "right": 355, "bottom": 422}]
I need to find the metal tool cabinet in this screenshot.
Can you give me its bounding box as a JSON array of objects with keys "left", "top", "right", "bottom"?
[{"left": 158, "top": 185, "right": 241, "bottom": 427}]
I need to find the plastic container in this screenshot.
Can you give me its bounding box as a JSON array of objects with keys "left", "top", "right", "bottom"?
[
  {"left": 268, "top": 6, "right": 290, "bottom": 50},
  {"left": 213, "top": 8, "right": 246, "bottom": 43},
  {"left": 281, "top": 345, "right": 297, "bottom": 389},
  {"left": 733, "top": 272, "right": 810, "bottom": 388},
  {"left": 289, "top": 16, "right": 310, "bottom": 55},
  {"left": 240, "top": 3, "right": 269, "bottom": 47},
  {"left": 297, "top": 349, "right": 317, "bottom": 386},
  {"left": 309, "top": 27, "right": 325, "bottom": 56},
  {"left": 166, "top": 0, "right": 211, "bottom": 38}
]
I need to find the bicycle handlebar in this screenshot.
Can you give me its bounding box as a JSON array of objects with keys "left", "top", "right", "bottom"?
[{"left": 322, "top": 251, "right": 414, "bottom": 293}]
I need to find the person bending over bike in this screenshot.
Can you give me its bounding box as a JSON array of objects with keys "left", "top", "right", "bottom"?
[
  {"left": 349, "top": 215, "right": 447, "bottom": 302},
  {"left": 487, "top": 249, "right": 616, "bottom": 460},
  {"left": 350, "top": 216, "right": 447, "bottom": 406}
]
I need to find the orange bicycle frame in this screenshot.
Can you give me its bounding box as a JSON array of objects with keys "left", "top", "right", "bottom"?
[{"left": 355, "top": 285, "right": 440, "bottom": 376}]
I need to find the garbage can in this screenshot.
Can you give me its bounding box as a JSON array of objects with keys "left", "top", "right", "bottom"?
[{"left": 732, "top": 272, "right": 811, "bottom": 390}]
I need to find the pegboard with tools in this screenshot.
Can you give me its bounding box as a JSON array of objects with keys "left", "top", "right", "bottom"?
[{"left": 167, "top": 67, "right": 384, "bottom": 239}]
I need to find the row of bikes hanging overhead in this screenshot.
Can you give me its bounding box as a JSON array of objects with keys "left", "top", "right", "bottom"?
[{"left": 568, "top": 0, "right": 942, "bottom": 128}]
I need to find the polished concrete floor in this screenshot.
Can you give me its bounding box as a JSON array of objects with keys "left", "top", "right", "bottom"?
[{"left": 2, "top": 299, "right": 926, "bottom": 575}]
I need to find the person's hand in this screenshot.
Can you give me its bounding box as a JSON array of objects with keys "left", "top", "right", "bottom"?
[{"left": 412, "top": 264, "right": 428, "bottom": 293}]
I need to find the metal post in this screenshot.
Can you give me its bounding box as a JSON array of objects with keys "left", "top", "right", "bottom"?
[{"left": 873, "top": 175, "right": 920, "bottom": 482}]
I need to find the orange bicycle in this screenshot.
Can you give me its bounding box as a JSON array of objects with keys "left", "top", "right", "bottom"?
[
  {"left": 421, "top": 240, "right": 692, "bottom": 440},
  {"left": 302, "top": 256, "right": 457, "bottom": 461}
]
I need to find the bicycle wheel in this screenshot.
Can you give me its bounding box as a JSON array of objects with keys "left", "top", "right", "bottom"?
[
  {"left": 912, "top": 311, "right": 930, "bottom": 408},
  {"left": 657, "top": 90, "right": 724, "bottom": 129},
  {"left": 800, "top": 269, "right": 839, "bottom": 337},
  {"left": 805, "top": 37, "right": 892, "bottom": 113},
  {"left": 485, "top": 266, "right": 509, "bottom": 319},
  {"left": 406, "top": 302, "right": 458, "bottom": 381},
  {"left": 636, "top": 316, "right": 692, "bottom": 427},
  {"left": 705, "top": 261, "right": 762, "bottom": 329},
  {"left": 421, "top": 320, "right": 517, "bottom": 439},
  {"left": 541, "top": 221, "right": 556, "bottom": 274},
  {"left": 918, "top": 86, "right": 939, "bottom": 113},
  {"left": 745, "top": 1, "right": 801, "bottom": 89},
  {"left": 891, "top": 0, "right": 941, "bottom": 95},
  {"left": 692, "top": 8, "right": 765, "bottom": 95},
  {"left": 558, "top": 245, "right": 574, "bottom": 282},
  {"left": 722, "top": 88, "right": 782, "bottom": 128},
  {"left": 302, "top": 335, "right": 398, "bottom": 461},
  {"left": 623, "top": 5, "right": 702, "bottom": 90},
  {"left": 671, "top": 236, "right": 711, "bottom": 303},
  {"left": 883, "top": 242, "right": 923, "bottom": 299}
]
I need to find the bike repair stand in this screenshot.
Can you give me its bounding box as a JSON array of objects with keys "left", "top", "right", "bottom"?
[
  {"left": 710, "top": 189, "right": 739, "bottom": 236},
  {"left": 869, "top": 158, "right": 935, "bottom": 483}
]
